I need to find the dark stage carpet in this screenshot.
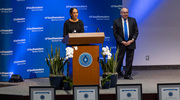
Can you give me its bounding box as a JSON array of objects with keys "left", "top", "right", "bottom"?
[{"left": 0, "top": 69, "right": 180, "bottom": 95}]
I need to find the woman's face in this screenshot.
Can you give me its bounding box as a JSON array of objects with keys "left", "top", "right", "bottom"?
[{"left": 71, "top": 9, "right": 78, "bottom": 19}]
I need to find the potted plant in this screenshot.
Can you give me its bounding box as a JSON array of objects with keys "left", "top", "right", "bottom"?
[
  {"left": 63, "top": 62, "right": 73, "bottom": 90},
  {"left": 101, "top": 74, "right": 111, "bottom": 89},
  {"left": 100, "top": 46, "right": 111, "bottom": 75},
  {"left": 63, "top": 75, "right": 72, "bottom": 90},
  {"left": 45, "top": 45, "right": 73, "bottom": 89},
  {"left": 107, "top": 47, "right": 119, "bottom": 87},
  {"left": 100, "top": 46, "right": 119, "bottom": 88}
]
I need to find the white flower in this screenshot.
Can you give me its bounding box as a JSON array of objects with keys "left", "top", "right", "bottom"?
[
  {"left": 108, "top": 53, "right": 112, "bottom": 57},
  {"left": 108, "top": 56, "right": 111, "bottom": 59},
  {"left": 102, "top": 47, "right": 109, "bottom": 52},
  {"left": 65, "top": 47, "right": 70, "bottom": 50},
  {"left": 103, "top": 52, "right": 108, "bottom": 55},
  {"left": 66, "top": 47, "right": 74, "bottom": 52},
  {"left": 65, "top": 47, "right": 74, "bottom": 59},
  {"left": 102, "top": 47, "right": 106, "bottom": 52},
  {"left": 102, "top": 52, "right": 106, "bottom": 55},
  {"left": 74, "top": 46, "right": 78, "bottom": 50},
  {"left": 65, "top": 56, "right": 69, "bottom": 60},
  {"left": 68, "top": 55, "right": 73, "bottom": 58},
  {"left": 102, "top": 46, "right": 110, "bottom": 53},
  {"left": 107, "top": 52, "right": 112, "bottom": 59},
  {"left": 106, "top": 46, "right": 109, "bottom": 51},
  {"left": 66, "top": 52, "right": 71, "bottom": 56},
  {"left": 67, "top": 49, "right": 74, "bottom": 53},
  {"left": 102, "top": 46, "right": 111, "bottom": 56},
  {"left": 102, "top": 46, "right": 112, "bottom": 59}
]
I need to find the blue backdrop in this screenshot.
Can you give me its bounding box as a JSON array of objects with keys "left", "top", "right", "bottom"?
[{"left": 0, "top": 0, "right": 122, "bottom": 81}]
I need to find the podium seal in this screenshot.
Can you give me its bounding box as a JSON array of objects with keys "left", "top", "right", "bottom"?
[{"left": 79, "top": 53, "right": 93, "bottom": 67}]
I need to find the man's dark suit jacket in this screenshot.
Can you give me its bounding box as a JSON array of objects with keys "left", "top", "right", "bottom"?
[{"left": 113, "top": 17, "right": 139, "bottom": 50}]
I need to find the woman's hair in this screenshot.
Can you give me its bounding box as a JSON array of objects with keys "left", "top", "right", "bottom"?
[{"left": 69, "top": 8, "right": 78, "bottom": 18}]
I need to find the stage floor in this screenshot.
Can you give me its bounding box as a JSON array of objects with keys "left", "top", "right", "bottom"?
[{"left": 0, "top": 69, "right": 180, "bottom": 96}]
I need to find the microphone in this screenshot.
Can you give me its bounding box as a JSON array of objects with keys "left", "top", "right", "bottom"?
[{"left": 84, "top": 23, "right": 100, "bottom": 32}]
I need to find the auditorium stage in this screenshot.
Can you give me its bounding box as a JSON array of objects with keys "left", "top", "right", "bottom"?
[{"left": 0, "top": 68, "right": 180, "bottom": 100}]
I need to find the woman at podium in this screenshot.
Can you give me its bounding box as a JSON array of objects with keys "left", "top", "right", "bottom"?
[{"left": 63, "top": 8, "right": 84, "bottom": 37}]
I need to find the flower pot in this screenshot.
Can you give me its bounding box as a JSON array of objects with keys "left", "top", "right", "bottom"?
[
  {"left": 49, "top": 75, "right": 64, "bottom": 89},
  {"left": 101, "top": 80, "right": 111, "bottom": 89},
  {"left": 102, "top": 74, "right": 110, "bottom": 78},
  {"left": 110, "top": 74, "right": 118, "bottom": 87},
  {"left": 63, "top": 82, "right": 71, "bottom": 90},
  {"left": 103, "top": 73, "right": 118, "bottom": 88}
]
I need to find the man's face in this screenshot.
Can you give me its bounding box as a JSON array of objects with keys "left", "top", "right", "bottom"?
[
  {"left": 120, "top": 8, "right": 129, "bottom": 19},
  {"left": 71, "top": 9, "right": 78, "bottom": 19}
]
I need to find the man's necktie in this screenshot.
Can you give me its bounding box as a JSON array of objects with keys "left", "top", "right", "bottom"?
[{"left": 124, "top": 19, "right": 128, "bottom": 41}]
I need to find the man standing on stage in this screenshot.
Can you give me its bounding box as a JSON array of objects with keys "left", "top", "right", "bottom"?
[{"left": 113, "top": 7, "right": 139, "bottom": 80}]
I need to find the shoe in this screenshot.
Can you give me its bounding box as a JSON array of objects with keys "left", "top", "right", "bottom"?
[
  {"left": 124, "top": 76, "right": 133, "bottom": 80},
  {"left": 118, "top": 72, "right": 124, "bottom": 78},
  {"left": 118, "top": 75, "right": 124, "bottom": 78}
]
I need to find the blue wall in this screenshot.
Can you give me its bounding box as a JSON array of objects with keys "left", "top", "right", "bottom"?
[{"left": 0, "top": 0, "right": 122, "bottom": 81}]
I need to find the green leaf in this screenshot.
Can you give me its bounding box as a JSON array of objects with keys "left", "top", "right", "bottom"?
[
  {"left": 51, "top": 44, "right": 53, "bottom": 58},
  {"left": 101, "top": 74, "right": 111, "bottom": 86},
  {"left": 46, "top": 44, "right": 67, "bottom": 75}
]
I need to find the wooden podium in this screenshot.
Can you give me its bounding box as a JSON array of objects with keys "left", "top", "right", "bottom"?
[{"left": 62, "top": 32, "right": 105, "bottom": 85}]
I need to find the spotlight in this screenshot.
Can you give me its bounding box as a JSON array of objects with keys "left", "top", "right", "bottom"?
[{"left": 9, "top": 74, "right": 24, "bottom": 82}]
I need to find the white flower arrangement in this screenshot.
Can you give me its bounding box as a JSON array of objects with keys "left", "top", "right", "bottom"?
[
  {"left": 65, "top": 46, "right": 78, "bottom": 60},
  {"left": 100, "top": 46, "right": 119, "bottom": 74},
  {"left": 102, "top": 46, "right": 112, "bottom": 59},
  {"left": 46, "top": 45, "right": 79, "bottom": 76}
]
